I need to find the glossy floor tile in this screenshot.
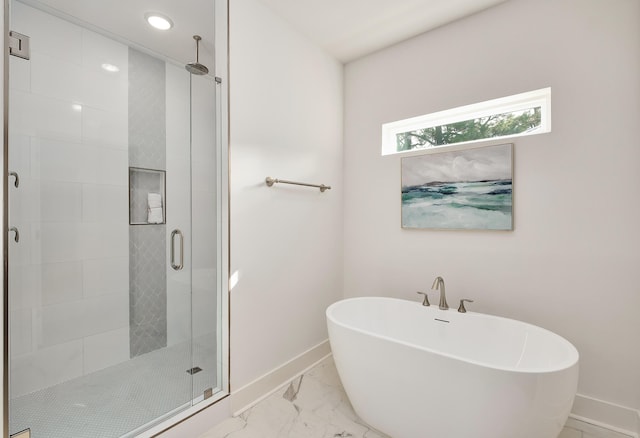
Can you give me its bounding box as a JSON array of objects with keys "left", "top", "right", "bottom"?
[{"left": 201, "top": 356, "right": 633, "bottom": 438}]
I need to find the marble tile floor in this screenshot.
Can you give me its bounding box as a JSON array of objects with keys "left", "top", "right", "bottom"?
[
  {"left": 10, "top": 335, "right": 217, "bottom": 438},
  {"left": 201, "top": 356, "right": 633, "bottom": 438}
]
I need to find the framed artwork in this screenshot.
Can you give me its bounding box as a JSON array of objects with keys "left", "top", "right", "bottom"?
[{"left": 401, "top": 143, "right": 513, "bottom": 230}]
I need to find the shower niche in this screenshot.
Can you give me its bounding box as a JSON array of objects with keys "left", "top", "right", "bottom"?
[{"left": 129, "top": 167, "right": 166, "bottom": 225}]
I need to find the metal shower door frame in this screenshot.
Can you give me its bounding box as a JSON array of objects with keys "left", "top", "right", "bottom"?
[{"left": 0, "top": 0, "right": 231, "bottom": 436}]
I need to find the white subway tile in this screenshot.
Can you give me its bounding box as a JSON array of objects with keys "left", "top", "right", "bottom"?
[
  {"left": 8, "top": 133, "right": 31, "bottom": 178},
  {"left": 8, "top": 223, "right": 32, "bottom": 267},
  {"left": 82, "top": 294, "right": 129, "bottom": 338},
  {"left": 11, "top": 336, "right": 84, "bottom": 397},
  {"left": 40, "top": 339, "right": 84, "bottom": 388},
  {"left": 41, "top": 261, "right": 83, "bottom": 306},
  {"left": 30, "top": 52, "right": 83, "bottom": 104},
  {"left": 10, "top": 308, "right": 33, "bottom": 357},
  {"left": 82, "top": 29, "right": 128, "bottom": 77},
  {"left": 31, "top": 137, "right": 84, "bottom": 183},
  {"left": 34, "top": 300, "right": 84, "bottom": 348},
  {"left": 33, "top": 140, "right": 127, "bottom": 186},
  {"left": 9, "top": 56, "right": 30, "bottom": 93},
  {"left": 82, "top": 107, "right": 128, "bottom": 149},
  {"left": 83, "top": 257, "right": 129, "bottom": 297},
  {"left": 39, "top": 222, "right": 83, "bottom": 263},
  {"left": 81, "top": 146, "right": 129, "bottom": 186},
  {"left": 10, "top": 90, "right": 82, "bottom": 141},
  {"left": 81, "top": 66, "right": 128, "bottom": 114},
  {"left": 40, "top": 181, "right": 82, "bottom": 222},
  {"left": 82, "top": 184, "right": 128, "bottom": 224},
  {"left": 83, "top": 327, "right": 129, "bottom": 374},
  {"left": 9, "top": 264, "right": 42, "bottom": 310},
  {"left": 11, "top": 338, "right": 84, "bottom": 397},
  {"left": 80, "top": 223, "right": 128, "bottom": 260},
  {"left": 12, "top": 1, "right": 82, "bottom": 65},
  {"left": 10, "top": 351, "right": 45, "bottom": 398},
  {"left": 9, "top": 176, "right": 41, "bottom": 223}
]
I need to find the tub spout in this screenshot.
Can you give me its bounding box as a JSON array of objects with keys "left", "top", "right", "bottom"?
[{"left": 431, "top": 276, "right": 448, "bottom": 310}]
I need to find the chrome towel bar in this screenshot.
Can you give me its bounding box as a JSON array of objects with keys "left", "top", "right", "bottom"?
[{"left": 265, "top": 177, "right": 331, "bottom": 193}]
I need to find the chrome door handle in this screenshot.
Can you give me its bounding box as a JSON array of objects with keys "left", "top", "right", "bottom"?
[
  {"left": 170, "top": 229, "right": 184, "bottom": 271},
  {"left": 9, "top": 226, "right": 19, "bottom": 243},
  {"left": 9, "top": 171, "right": 19, "bottom": 188}
]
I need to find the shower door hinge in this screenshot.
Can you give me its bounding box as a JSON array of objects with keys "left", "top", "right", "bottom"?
[
  {"left": 8, "top": 31, "right": 30, "bottom": 60},
  {"left": 215, "top": 76, "right": 222, "bottom": 84}
]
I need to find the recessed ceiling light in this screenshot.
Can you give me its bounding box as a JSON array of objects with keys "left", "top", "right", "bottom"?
[
  {"left": 101, "top": 63, "right": 120, "bottom": 73},
  {"left": 145, "top": 12, "right": 173, "bottom": 31}
]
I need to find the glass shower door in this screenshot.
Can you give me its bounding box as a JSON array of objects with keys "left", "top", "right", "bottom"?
[{"left": 5, "top": 0, "right": 217, "bottom": 436}]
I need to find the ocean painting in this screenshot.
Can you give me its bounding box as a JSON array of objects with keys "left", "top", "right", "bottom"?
[{"left": 401, "top": 144, "right": 513, "bottom": 230}]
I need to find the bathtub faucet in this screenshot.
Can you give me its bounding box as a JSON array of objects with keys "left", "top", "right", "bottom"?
[{"left": 431, "top": 276, "right": 449, "bottom": 310}]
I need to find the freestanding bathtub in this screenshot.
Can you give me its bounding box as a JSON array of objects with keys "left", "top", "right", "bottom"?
[{"left": 327, "top": 297, "right": 579, "bottom": 438}]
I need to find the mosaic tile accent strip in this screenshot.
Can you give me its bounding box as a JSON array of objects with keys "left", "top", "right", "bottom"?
[
  {"left": 128, "top": 48, "right": 166, "bottom": 170},
  {"left": 128, "top": 48, "right": 167, "bottom": 357},
  {"left": 129, "top": 226, "right": 167, "bottom": 356}
]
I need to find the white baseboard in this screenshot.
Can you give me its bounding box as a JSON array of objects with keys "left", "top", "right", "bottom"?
[
  {"left": 230, "top": 340, "right": 332, "bottom": 415},
  {"left": 571, "top": 394, "right": 640, "bottom": 438}
]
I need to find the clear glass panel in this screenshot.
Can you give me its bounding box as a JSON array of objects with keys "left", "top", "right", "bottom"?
[
  {"left": 6, "top": 0, "right": 223, "bottom": 436},
  {"left": 189, "top": 71, "right": 226, "bottom": 402}
]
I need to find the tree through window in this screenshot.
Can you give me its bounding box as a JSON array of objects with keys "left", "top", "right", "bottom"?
[{"left": 382, "top": 88, "right": 551, "bottom": 155}]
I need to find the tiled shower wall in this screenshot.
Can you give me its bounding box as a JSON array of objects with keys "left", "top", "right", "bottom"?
[
  {"left": 128, "top": 48, "right": 168, "bottom": 357},
  {"left": 7, "top": 1, "right": 218, "bottom": 398},
  {"left": 8, "top": 2, "right": 130, "bottom": 398}
]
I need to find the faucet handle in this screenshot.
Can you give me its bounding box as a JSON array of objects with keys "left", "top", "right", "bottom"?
[
  {"left": 416, "top": 291, "right": 430, "bottom": 306},
  {"left": 458, "top": 299, "right": 474, "bottom": 313}
]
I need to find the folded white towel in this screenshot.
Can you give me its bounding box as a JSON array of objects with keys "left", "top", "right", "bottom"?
[
  {"left": 148, "top": 207, "right": 163, "bottom": 224},
  {"left": 148, "top": 193, "right": 162, "bottom": 208}
]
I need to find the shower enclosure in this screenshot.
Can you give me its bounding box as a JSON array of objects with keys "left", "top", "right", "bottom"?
[{"left": 3, "top": 0, "right": 229, "bottom": 436}]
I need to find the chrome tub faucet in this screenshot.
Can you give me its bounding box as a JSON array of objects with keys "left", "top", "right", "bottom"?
[{"left": 431, "top": 276, "right": 448, "bottom": 310}]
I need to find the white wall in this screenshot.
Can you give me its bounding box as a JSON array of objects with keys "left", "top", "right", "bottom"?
[
  {"left": 229, "top": 0, "right": 343, "bottom": 390},
  {"left": 344, "top": 0, "right": 640, "bottom": 417}
]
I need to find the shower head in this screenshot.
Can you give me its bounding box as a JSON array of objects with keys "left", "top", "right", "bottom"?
[
  {"left": 185, "top": 35, "right": 209, "bottom": 75},
  {"left": 186, "top": 61, "right": 209, "bottom": 75}
]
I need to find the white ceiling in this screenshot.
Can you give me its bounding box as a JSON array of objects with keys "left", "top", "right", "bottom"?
[
  {"left": 18, "top": 0, "right": 216, "bottom": 70},
  {"left": 255, "top": 0, "right": 509, "bottom": 63},
  {"left": 17, "top": 0, "right": 507, "bottom": 68}
]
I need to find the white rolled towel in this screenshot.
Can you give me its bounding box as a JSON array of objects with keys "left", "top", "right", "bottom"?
[
  {"left": 148, "top": 207, "right": 163, "bottom": 224},
  {"left": 148, "top": 192, "right": 162, "bottom": 208}
]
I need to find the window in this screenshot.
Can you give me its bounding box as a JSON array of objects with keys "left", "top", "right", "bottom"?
[{"left": 382, "top": 88, "right": 551, "bottom": 155}]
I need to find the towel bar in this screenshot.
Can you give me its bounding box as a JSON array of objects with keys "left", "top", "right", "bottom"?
[{"left": 265, "top": 177, "right": 331, "bottom": 193}]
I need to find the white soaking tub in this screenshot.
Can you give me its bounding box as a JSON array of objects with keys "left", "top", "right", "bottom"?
[{"left": 326, "top": 297, "right": 579, "bottom": 438}]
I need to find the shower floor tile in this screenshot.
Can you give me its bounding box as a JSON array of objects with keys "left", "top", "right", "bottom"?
[
  {"left": 200, "top": 356, "right": 633, "bottom": 438},
  {"left": 10, "top": 335, "right": 217, "bottom": 438}
]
